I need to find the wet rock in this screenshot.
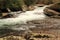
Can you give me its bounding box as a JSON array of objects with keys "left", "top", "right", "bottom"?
[
  {"left": 44, "top": 2, "right": 60, "bottom": 18},
  {"left": 0, "top": 11, "right": 22, "bottom": 19},
  {"left": 9, "top": 7, "right": 22, "bottom": 12},
  {"left": 36, "top": 4, "right": 45, "bottom": 7},
  {"left": 0, "top": 13, "right": 14, "bottom": 19},
  {"left": 2, "top": 14, "right": 14, "bottom": 18},
  {"left": 28, "top": 5, "right": 35, "bottom": 11}
]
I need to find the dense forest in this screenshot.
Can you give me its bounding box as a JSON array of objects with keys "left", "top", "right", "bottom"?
[
  {"left": 0, "top": 0, "right": 59, "bottom": 12},
  {"left": 0, "top": 0, "right": 37, "bottom": 12}
]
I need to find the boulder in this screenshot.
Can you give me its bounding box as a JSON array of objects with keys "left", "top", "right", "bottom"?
[
  {"left": 0, "top": 13, "right": 14, "bottom": 19},
  {"left": 28, "top": 5, "right": 35, "bottom": 11},
  {"left": 44, "top": 2, "right": 60, "bottom": 18}
]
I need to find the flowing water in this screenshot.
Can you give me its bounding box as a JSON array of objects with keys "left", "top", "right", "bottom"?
[{"left": 0, "top": 6, "right": 47, "bottom": 30}]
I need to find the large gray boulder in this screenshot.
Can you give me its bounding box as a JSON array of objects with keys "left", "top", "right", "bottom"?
[{"left": 44, "top": 2, "right": 60, "bottom": 18}]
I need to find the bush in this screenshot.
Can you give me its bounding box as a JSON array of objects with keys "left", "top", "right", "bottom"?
[
  {"left": 0, "top": 0, "right": 25, "bottom": 12},
  {"left": 24, "top": 0, "right": 37, "bottom": 6}
]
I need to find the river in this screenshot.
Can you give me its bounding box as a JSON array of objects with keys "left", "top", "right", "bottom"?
[{"left": 0, "top": 6, "right": 47, "bottom": 31}]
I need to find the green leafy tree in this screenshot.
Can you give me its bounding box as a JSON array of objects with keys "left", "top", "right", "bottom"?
[
  {"left": 24, "top": 0, "right": 37, "bottom": 6},
  {"left": 0, "top": 0, "right": 26, "bottom": 11}
]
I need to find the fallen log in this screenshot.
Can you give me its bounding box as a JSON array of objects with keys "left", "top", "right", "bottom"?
[{"left": 44, "top": 2, "right": 60, "bottom": 18}]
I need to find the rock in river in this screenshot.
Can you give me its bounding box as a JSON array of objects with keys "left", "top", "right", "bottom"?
[{"left": 44, "top": 2, "right": 60, "bottom": 18}]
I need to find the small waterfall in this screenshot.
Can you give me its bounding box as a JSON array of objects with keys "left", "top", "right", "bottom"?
[{"left": 0, "top": 6, "right": 47, "bottom": 30}]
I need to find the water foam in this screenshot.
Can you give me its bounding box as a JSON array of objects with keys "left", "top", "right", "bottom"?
[{"left": 0, "top": 6, "right": 47, "bottom": 29}]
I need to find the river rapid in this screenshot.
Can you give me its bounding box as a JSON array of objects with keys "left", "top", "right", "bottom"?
[{"left": 0, "top": 6, "right": 47, "bottom": 31}]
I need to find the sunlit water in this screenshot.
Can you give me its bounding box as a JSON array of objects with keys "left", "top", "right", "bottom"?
[{"left": 0, "top": 6, "right": 47, "bottom": 30}]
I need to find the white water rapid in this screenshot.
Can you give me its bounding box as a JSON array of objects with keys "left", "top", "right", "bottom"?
[{"left": 0, "top": 6, "right": 47, "bottom": 30}]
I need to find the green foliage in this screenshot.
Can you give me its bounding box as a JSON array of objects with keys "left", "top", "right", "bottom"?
[
  {"left": 0, "top": 0, "right": 26, "bottom": 12},
  {"left": 24, "top": 0, "right": 36, "bottom": 6},
  {"left": 0, "top": 0, "right": 37, "bottom": 11},
  {"left": 0, "top": 0, "right": 25, "bottom": 10}
]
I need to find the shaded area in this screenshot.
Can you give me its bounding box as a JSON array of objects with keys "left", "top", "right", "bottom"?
[{"left": 33, "top": 35, "right": 50, "bottom": 38}]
